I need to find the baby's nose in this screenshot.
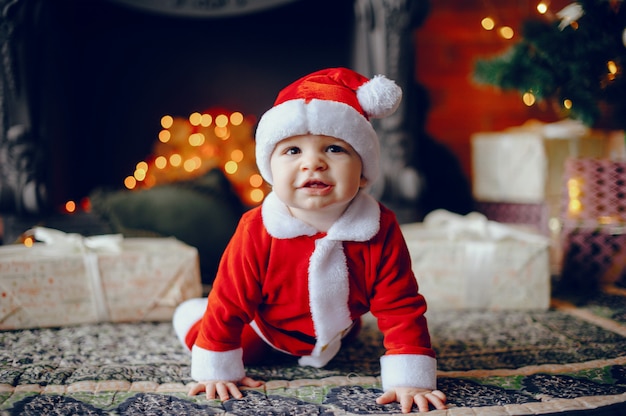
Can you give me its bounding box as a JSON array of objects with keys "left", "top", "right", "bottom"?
[{"left": 301, "top": 153, "right": 327, "bottom": 170}]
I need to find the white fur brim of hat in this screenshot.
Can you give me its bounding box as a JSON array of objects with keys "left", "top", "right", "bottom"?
[{"left": 254, "top": 74, "right": 402, "bottom": 185}]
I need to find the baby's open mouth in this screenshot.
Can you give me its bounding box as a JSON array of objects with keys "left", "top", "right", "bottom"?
[{"left": 303, "top": 180, "right": 329, "bottom": 188}]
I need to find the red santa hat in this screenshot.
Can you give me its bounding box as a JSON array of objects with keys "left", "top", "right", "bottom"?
[{"left": 255, "top": 67, "right": 402, "bottom": 185}]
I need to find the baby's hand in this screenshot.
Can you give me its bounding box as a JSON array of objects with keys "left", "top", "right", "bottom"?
[
  {"left": 188, "top": 376, "right": 264, "bottom": 401},
  {"left": 376, "top": 387, "right": 446, "bottom": 413}
]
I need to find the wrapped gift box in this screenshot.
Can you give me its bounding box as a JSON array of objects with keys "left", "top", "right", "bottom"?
[
  {"left": 0, "top": 228, "right": 203, "bottom": 329},
  {"left": 472, "top": 129, "right": 549, "bottom": 204},
  {"left": 560, "top": 157, "right": 626, "bottom": 223},
  {"left": 475, "top": 201, "right": 550, "bottom": 235},
  {"left": 471, "top": 120, "right": 616, "bottom": 220},
  {"left": 558, "top": 157, "right": 626, "bottom": 289},
  {"left": 401, "top": 210, "right": 551, "bottom": 310},
  {"left": 559, "top": 226, "right": 626, "bottom": 290}
]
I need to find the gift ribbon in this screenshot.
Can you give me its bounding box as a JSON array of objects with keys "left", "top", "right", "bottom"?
[
  {"left": 420, "top": 210, "right": 549, "bottom": 308},
  {"left": 31, "top": 227, "right": 123, "bottom": 322},
  {"left": 423, "top": 209, "right": 549, "bottom": 245}
]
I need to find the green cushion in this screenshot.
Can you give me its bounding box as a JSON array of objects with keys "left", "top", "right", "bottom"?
[{"left": 90, "top": 170, "right": 245, "bottom": 284}]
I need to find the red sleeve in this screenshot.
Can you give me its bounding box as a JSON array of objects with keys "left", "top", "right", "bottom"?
[
  {"left": 369, "top": 207, "right": 436, "bottom": 358},
  {"left": 195, "top": 207, "right": 268, "bottom": 352}
]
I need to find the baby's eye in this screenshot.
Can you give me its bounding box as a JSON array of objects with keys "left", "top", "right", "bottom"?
[
  {"left": 285, "top": 147, "right": 301, "bottom": 155},
  {"left": 327, "top": 145, "right": 346, "bottom": 153}
]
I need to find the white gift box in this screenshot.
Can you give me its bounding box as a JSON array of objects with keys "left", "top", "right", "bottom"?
[
  {"left": 0, "top": 228, "right": 203, "bottom": 329},
  {"left": 401, "top": 210, "right": 551, "bottom": 310},
  {"left": 471, "top": 119, "right": 595, "bottom": 208},
  {"left": 472, "top": 130, "right": 548, "bottom": 203}
]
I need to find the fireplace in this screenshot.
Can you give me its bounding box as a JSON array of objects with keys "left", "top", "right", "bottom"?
[{"left": 0, "top": 0, "right": 427, "bottom": 218}]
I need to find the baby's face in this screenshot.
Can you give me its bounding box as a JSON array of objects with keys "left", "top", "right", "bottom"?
[{"left": 269, "top": 134, "right": 367, "bottom": 222}]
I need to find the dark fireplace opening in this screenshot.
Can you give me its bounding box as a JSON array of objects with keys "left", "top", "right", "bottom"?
[{"left": 35, "top": 0, "right": 355, "bottom": 208}]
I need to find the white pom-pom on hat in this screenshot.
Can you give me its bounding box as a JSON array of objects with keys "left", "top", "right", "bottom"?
[
  {"left": 357, "top": 74, "right": 402, "bottom": 119},
  {"left": 255, "top": 67, "right": 403, "bottom": 185}
]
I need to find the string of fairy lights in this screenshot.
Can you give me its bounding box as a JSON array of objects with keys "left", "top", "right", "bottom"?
[
  {"left": 57, "top": 108, "right": 269, "bottom": 217},
  {"left": 125, "top": 109, "right": 269, "bottom": 207}
]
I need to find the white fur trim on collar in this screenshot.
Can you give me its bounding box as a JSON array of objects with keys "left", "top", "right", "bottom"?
[
  {"left": 261, "top": 191, "right": 380, "bottom": 241},
  {"left": 261, "top": 192, "right": 318, "bottom": 238},
  {"left": 326, "top": 192, "right": 380, "bottom": 241}
]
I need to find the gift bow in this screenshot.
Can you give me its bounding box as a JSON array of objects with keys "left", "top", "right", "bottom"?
[
  {"left": 32, "top": 227, "right": 123, "bottom": 253},
  {"left": 423, "top": 209, "right": 549, "bottom": 246},
  {"left": 30, "top": 227, "right": 124, "bottom": 322}
]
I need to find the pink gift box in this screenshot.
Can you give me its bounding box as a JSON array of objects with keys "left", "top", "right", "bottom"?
[
  {"left": 560, "top": 226, "right": 626, "bottom": 289},
  {"left": 559, "top": 157, "right": 626, "bottom": 288},
  {"left": 475, "top": 201, "right": 549, "bottom": 235},
  {"left": 560, "top": 157, "right": 626, "bottom": 223}
]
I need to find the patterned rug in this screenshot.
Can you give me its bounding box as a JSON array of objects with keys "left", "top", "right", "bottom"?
[{"left": 2, "top": 287, "right": 626, "bottom": 415}]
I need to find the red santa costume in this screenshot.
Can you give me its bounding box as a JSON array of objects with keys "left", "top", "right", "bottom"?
[{"left": 173, "top": 67, "right": 438, "bottom": 392}]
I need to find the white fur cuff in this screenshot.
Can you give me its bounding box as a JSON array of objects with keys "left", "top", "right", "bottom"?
[
  {"left": 191, "top": 346, "right": 246, "bottom": 382},
  {"left": 380, "top": 354, "right": 437, "bottom": 391}
]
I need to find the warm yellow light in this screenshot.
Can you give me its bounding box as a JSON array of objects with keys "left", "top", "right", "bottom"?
[
  {"left": 124, "top": 176, "right": 137, "bottom": 189},
  {"left": 567, "top": 178, "right": 581, "bottom": 197},
  {"left": 231, "top": 149, "right": 244, "bottom": 163},
  {"left": 481, "top": 17, "right": 495, "bottom": 30},
  {"left": 250, "top": 189, "right": 265, "bottom": 203},
  {"left": 183, "top": 159, "right": 197, "bottom": 172},
  {"left": 155, "top": 156, "right": 167, "bottom": 169},
  {"left": 522, "top": 92, "right": 536, "bottom": 106},
  {"left": 188, "top": 132, "right": 206, "bottom": 146},
  {"left": 224, "top": 160, "right": 238, "bottom": 174},
  {"left": 201, "top": 114, "right": 213, "bottom": 127},
  {"left": 134, "top": 168, "right": 146, "bottom": 181},
  {"left": 161, "top": 115, "right": 173, "bottom": 129},
  {"left": 215, "top": 114, "right": 229, "bottom": 128},
  {"left": 215, "top": 126, "right": 230, "bottom": 139},
  {"left": 136, "top": 161, "right": 148, "bottom": 171},
  {"left": 537, "top": 2, "right": 548, "bottom": 14},
  {"left": 499, "top": 26, "right": 514, "bottom": 39},
  {"left": 65, "top": 200, "right": 76, "bottom": 213},
  {"left": 563, "top": 99, "right": 573, "bottom": 109},
  {"left": 608, "top": 60, "right": 618, "bottom": 74},
  {"left": 249, "top": 173, "right": 264, "bottom": 187},
  {"left": 568, "top": 199, "right": 582, "bottom": 215},
  {"left": 159, "top": 130, "right": 171, "bottom": 143},
  {"left": 23, "top": 235, "right": 34, "bottom": 248},
  {"left": 230, "top": 112, "right": 244, "bottom": 126},
  {"left": 598, "top": 216, "right": 616, "bottom": 225},
  {"left": 189, "top": 112, "right": 202, "bottom": 126},
  {"left": 170, "top": 153, "right": 182, "bottom": 167}
]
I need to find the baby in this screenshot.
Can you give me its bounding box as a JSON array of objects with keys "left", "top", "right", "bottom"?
[{"left": 173, "top": 67, "right": 446, "bottom": 413}]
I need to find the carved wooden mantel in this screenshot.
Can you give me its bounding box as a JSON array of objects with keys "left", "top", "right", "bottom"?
[{"left": 0, "top": 0, "right": 426, "bottom": 215}]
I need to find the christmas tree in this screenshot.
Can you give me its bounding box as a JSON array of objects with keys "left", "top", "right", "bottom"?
[{"left": 474, "top": 0, "right": 626, "bottom": 130}]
